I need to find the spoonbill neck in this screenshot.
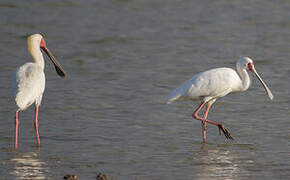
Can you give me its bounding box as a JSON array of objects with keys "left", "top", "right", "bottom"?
[
  {"left": 27, "top": 39, "right": 45, "bottom": 69},
  {"left": 236, "top": 67, "right": 251, "bottom": 92}
]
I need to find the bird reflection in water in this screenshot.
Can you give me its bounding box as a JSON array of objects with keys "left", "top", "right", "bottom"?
[
  {"left": 190, "top": 143, "right": 252, "bottom": 179},
  {"left": 11, "top": 149, "right": 48, "bottom": 179}
]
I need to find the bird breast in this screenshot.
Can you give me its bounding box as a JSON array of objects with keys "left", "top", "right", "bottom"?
[{"left": 14, "top": 63, "right": 45, "bottom": 110}]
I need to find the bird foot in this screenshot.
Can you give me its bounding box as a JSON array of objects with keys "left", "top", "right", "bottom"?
[{"left": 218, "top": 124, "right": 234, "bottom": 140}]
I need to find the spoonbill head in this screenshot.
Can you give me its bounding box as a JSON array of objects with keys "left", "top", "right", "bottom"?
[
  {"left": 236, "top": 57, "right": 273, "bottom": 99},
  {"left": 27, "top": 34, "right": 66, "bottom": 77},
  {"left": 13, "top": 33, "right": 66, "bottom": 149},
  {"left": 167, "top": 57, "right": 273, "bottom": 143}
]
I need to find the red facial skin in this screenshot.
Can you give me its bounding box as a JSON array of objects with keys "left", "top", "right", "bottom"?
[
  {"left": 40, "top": 38, "right": 46, "bottom": 49},
  {"left": 248, "top": 62, "right": 254, "bottom": 71}
]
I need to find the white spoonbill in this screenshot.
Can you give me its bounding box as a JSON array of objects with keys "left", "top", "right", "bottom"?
[
  {"left": 13, "top": 34, "right": 66, "bottom": 149},
  {"left": 167, "top": 57, "right": 273, "bottom": 143}
]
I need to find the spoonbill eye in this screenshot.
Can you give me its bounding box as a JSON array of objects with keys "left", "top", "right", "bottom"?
[{"left": 247, "top": 62, "right": 254, "bottom": 71}]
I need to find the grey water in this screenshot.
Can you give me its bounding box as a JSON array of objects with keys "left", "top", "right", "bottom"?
[{"left": 0, "top": 0, "right": 289, "bottom": 179}]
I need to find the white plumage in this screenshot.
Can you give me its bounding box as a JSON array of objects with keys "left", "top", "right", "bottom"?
[
  {"left": 13, "top": 34, "right": 66, "bottom": 149},
  {"left": 167, "top": 68, "right": 243, "bottom": 104},
  {"left": 167, "top": 57, "right": 273, "bottom": 142},
  {"left": 14, "top": 62, "right": 45, "bottom": 110}
]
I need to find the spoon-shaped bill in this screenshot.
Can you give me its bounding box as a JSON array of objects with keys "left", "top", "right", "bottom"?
[
  {"left": 251, "top": 68, "right": 273, "bottom": 100},
  {"left": 41, "top": 47, "right": 66, "bottom": 77}
]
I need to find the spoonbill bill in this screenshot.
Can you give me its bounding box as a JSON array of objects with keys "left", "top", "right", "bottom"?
[
  {"left": 13, "top": 34, "right": 66, "bottom": 149},
  {"left": 167, "top": 57, "right": 273, "bottom": 143}
]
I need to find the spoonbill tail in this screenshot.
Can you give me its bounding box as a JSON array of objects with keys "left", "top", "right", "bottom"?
[
  {"left": 13, "top": 34, "right": 66, "bottom": 149},
  {"left": 167, "top": 57, "right": 273, "bottom": 143}
]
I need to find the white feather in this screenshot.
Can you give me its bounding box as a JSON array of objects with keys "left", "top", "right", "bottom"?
[
  {"left": 167, "top": 67, "right": 243, "bottom": 104},
  {"left": 14, "top": 63, "right": 45, "bottom": 110}
]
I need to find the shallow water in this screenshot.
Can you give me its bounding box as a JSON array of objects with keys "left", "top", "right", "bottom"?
[{"left": 0, "top": 0, "right": 289, "bottom": 179}]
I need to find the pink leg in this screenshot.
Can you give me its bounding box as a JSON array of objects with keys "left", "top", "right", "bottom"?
[
  {"left": 192, "top": 101, "right": 206, "bottom": 119},
  {"left": 201, "top": 104, "right": 211, "bottom": 143},
  {"left": 15, "top": 110, "right": 19, "bottom": 149},
  {"left": 192, "top": 102, "right": 233, "bottom": 140},
  {"left": 34, "top": 106, "right": 40, "bottom": 147},
  {"left": 192, "top": 101, "right": 207, "bottom": 142}
]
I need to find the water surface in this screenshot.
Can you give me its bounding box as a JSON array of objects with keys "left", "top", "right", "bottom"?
[{"left": 0, "top": 0, "right": 289, "bottom": 179}]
